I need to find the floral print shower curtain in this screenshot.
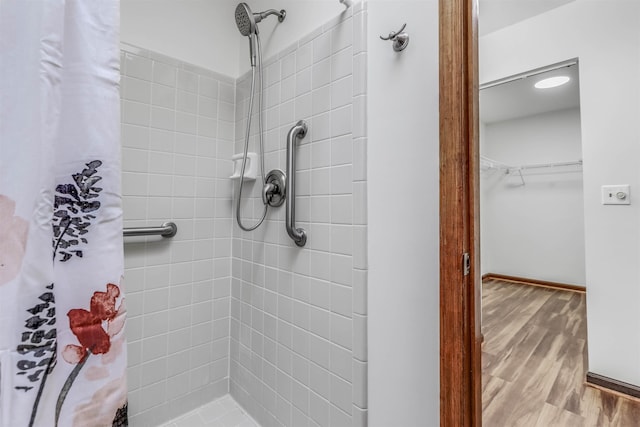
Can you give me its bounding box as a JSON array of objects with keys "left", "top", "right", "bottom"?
[{"left": 0, "top": 1, "right": 127, "bottom": 426}]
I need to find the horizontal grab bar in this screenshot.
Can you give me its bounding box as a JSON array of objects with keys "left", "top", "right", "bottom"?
[{"left": 123, "top": 222, "right": 177, "bottom": 238}]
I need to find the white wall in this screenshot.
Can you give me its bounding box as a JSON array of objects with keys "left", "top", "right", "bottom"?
[
  {"left": 481, "top": 0, "right": 640, "bottom": 385},
  {"left": 121, "top": 0, "right": 240, "bottom": 77},
  {"left": 481, "top": 108, "right": 586, "bottom": 285},
  {"left": 237, "top": 0, "right": 359, "bottom": 75},
  {"left": 367, "top": 1, "right": 440, "bottom": 426},
  {"left": 121, "top": 0, "right": 356, "bottom": 79}
]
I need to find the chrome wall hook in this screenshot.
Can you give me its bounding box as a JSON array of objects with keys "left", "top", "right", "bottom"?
[{"left": 380, "top": 23, "right": 409, "bottom": 52}]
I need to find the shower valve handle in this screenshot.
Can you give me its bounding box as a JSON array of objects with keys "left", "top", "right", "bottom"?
[
  {"left": 262, "top": 183, "right": 277, "bottom": 204},
  {"left": 263, "top": 169, "right": 286, "bottom": 207}
]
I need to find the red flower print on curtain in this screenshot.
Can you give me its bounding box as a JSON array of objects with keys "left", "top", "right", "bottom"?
[
  {"left": 55, "top": 283, "right": 125, "bottom": 426},
  {"left": 63, "top": 283, "right": 124, "bottom": 362}
]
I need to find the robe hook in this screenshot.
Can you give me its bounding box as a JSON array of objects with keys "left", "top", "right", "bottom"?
[{"left": 380, "top": 23, "right": 409, "bottom": 52}]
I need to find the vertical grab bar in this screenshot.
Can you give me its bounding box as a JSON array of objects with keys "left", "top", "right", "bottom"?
[{"left": 286, "top": 120, "right": 308, "bottom": 247}]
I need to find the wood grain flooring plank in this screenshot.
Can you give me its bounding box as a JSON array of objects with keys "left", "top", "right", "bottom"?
[
  {"left": 546, "top": 338, "right": 585, "bottom": 414},
  {"left": 483, "top": 290, "right": 552, "bottom": 356},
  {"left": 612, "top": 398, "right": 640, "bottom": 426},
  {"left": 487, "top": 325, "right": 548, "bottom": 382},
  {"left": 483, "top": 379, "right": 546, "bottom": 427},
  {"left": 482, "top": 374, "right": 508, "bottom": 412},
  {"left": 534, "top": 403, "right": 585, "bottom": 427},
  {"left": 481, "top": 279, "right": 640, "bottom": 426},
  {"left": 579, "top": 387, "right": 613, "bottom": 427},
  {"left": 482, "top": 352, "right": 499, "bottom": 372}
]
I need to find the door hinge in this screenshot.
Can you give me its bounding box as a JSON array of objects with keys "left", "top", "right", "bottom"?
[{"left": 463, "top": 252, "right": 470, "bottom": 276}]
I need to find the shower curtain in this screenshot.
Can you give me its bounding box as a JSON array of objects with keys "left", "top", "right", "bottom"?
[{"left": 0, "top": 1, "right": 127, "bottom": 426}]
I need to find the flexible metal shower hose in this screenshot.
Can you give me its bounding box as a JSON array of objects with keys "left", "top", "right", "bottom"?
[{"left": 236, "top": 32, "right": 268, "bottom": 231}]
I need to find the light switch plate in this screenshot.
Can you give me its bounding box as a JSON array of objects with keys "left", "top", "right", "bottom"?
[{"left": 602, "top": 184, "right": 630, "bottom": 205}]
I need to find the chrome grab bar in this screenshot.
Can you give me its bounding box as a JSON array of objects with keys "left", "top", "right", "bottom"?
[
  {"left": 285, "top": 120, "right": 308, "bottom": 247},
  {"left": 123, "top": 222, "right": 177, "bottom": 238}
]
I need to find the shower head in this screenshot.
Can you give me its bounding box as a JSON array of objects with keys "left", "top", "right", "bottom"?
[
  {"left": 235, "top": 3, "right": 286, "bottom": 67},
  {"left": 235, "top": 3, "right": 286, "bottom": 36},
  {"left": 235, "top": 3, "right": 255, "bottom": 37}
]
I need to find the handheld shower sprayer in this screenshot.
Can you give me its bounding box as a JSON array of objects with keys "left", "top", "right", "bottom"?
[
  {"left": 247, "top": 34, "right": 257, "bottom": 67},
  {"left": 235, "top": 3, "right": 286, "bottom": 66},
  {"left": 234, "top": 3, "right": 287, "bottom": 232}
]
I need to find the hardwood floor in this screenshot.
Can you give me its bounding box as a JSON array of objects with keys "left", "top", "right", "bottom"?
[{"left": 481, "top": 279, "right": 640, "bottom": 426}]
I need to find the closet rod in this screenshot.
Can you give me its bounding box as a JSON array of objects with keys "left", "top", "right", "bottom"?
[
  {"left": 510, "top": 160, "right": 583, "bottom": 171},
  {"left": 480, "top": 155, "right": 509, "bottom": 169},
  {"left": 480, "top": 156, "right": 582, "bottom": 171}
]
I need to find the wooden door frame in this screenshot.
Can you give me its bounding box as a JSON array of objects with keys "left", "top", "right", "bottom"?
[{"left": 439, "top": 0, "right": 481, "bottom": 425}]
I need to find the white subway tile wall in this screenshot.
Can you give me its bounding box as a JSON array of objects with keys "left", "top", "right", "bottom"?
[
  {"left": 121, "top": 43, "right": 235, "bottom": 426},
  {"left": 121, "top": 3, "right": 368, "bottom": 426},
  {"left": 230, "top": 5, "right": 368, "bottom": 427}
]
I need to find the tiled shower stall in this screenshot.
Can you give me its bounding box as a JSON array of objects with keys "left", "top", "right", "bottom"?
[{"left": 120, "top": 5, "right": 369, "bottom": 426}]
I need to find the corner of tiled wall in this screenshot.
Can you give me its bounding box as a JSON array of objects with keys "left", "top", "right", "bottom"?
[
  {"left": 228, "top": 1, "right": 369, "bottom": 426},
  {"left": 120, "top": 1, "right": 370, "bottom": 425},
  {"left": 120, "top": 42, "right": 236, "bottom": 426}
]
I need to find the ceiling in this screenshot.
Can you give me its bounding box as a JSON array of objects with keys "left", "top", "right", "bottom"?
[
  {"left": 480, "top": 64, "right": 580, "bottom": 124},
  {"left": 478, "top": 0, "right": 580, "bottom": 124},
  {"left": 479, "top": 0, "right": 576, "bottom": 36}
]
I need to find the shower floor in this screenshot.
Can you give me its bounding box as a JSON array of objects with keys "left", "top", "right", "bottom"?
[{"left": 159, "top": 395, "right": 259, "bottom": 427}]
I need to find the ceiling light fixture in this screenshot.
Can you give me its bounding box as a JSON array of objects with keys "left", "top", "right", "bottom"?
[{"left": 534, "top": 76, "right": 570, "bottom": 89}]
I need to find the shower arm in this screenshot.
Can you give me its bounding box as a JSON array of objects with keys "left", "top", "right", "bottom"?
[
  {"left": 255, "top": 9, "right": 286, "bottom": 23},
  {"left": 285, "top": 120, "right": 308, "bottom": 247}
]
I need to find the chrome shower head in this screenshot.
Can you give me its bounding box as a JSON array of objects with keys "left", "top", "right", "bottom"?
[
  {"left": 235, "top": 3, "right": 255, "bottom": 37},
  {"left": 235, "top": 3, "right": 286, "bottom": 67},
  {"left": 235, "top": 3, "right": 286, "bottom": 36}
]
